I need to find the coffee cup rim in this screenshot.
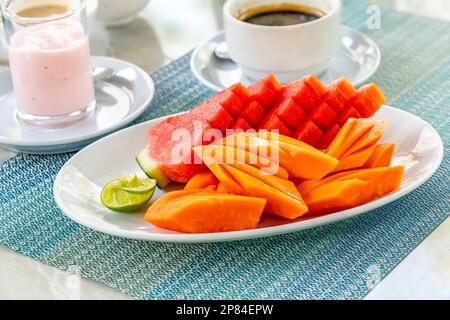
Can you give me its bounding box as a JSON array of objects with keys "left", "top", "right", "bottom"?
[{"left": 223, "top": 0, "right": 341, "bottom": 30}]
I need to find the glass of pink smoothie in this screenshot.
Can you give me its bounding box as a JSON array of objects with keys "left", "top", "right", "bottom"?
[{"left": 2, "top": 0, "right": 95, "bottom": 127}]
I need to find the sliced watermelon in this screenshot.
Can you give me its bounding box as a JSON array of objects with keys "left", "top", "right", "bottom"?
[
  {"left": 191, "top": 102, "right": 234, "bottom": 134},
  {"left": 308, "top": 102, "right": 338, "bottom": 130},
  {"left": 283, "top": 80, "right": 321, "bottom": 111},
  {"left": 322, "top": 78, "right": 356, "bottom": 114},
  {"left": 294, "top": 120, "right": 324, "bottom": 148},
  {"left": 218, "top": 90, "right": 247, "bottom": 117},
  {"left": 304, "top": 75, "right": 328, "bottom": 96},
  {"left": 248, "top": 74, "right": 281, "bottom": 109},
  {"left": 240, "top": 101, "right": 265, "bottom": 126},
  {"left": 350, "top": 83, "right": 386, "bottom": 117},
  {"left": 273, "top": 97, "right": 306, "bottom": 129},
  {"left": 233, "top": 117, "right": 252, "bottom": 131},
  {"left": 337, "top": 106, "right": 362, "bottom": 126},
  {"left": 258, "top": 114, "right": 292, "bottom": 136},
  {"left": 318, "top": 123, "right": 341, "bottom": 149},
  {"left": 229, "top": 83, "right": 250, "bottom": 104}
]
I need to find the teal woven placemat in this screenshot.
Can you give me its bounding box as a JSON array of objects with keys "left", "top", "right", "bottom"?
[{"left": 1, "top": 0, "right": 449, "bottom": 299}]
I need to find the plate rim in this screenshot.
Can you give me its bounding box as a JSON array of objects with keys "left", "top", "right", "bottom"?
[
  {"left": 0, "top": 56, "right": 155, "bottom": 148},
  {"left": 53, "top": 105, "right": 444, "bottom": 243},
  {"left": 190, "top": 25, "right": 381, "bottom": 92}
]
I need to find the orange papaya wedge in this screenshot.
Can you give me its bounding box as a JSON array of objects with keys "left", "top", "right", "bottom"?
[
  {"left": 332, "top": 143, "right": 378, "bottom": 172},
  {"left": 193, "top": 144, "right": 289, "bottom": 179},
  {"left": 184, "top": 171, "right": 218, "bottom": 190},
  {"left": 216, "top": 182, "right": 229, "bottom": 193},
  {"left": 298, "top": 166, "right": 405, "bottom": 214},
  {"left": 145, "top": 190, "right": 266, "bottom": 233},
  {"left": 304, "top": 179, "right": 370, "bottom": 214},
  {"left": 363, "top": 143, "right": 395, "bottom": 168},
  {"left": 218, "top": 132, "right": 338, "bottom": 180},
  {"left": 326, "top": 118, "right": 375, "bottom": 159},
  {"left": 343, "top": 120, "right": 387, "bottom": 157},
  {"left": 221, "top": 164, "right": 308, "bottom": 219}
]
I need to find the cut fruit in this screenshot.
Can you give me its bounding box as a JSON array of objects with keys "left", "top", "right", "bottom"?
[
  {"left": 308, "top": 102, "right": 338, "bottom": 130},
  {"left": 233, "top": 117, "right": 252, "bottom": 131},
  {"left": 194, "top": 144, "right": 289, "bottom": 179},
  {"left": 101, "top": 174, "right": 156, "bottom": 213},
  {"left": 332, "top": 143, "right": 378, "bottom": 172},
  {"left": 303, "top": 179, "right": 370, "bottom": 214},
  {"left": 273, "top": 97, "right": 306, "bottom": 129},
  {"left": 298, "top": 166, "right": 405, "bottom": 213},
  {"left": 217, "top": 132, "right": 338, "bottom": 180},
  {"left": 241, "top": 101, "right": 266, "bottom": 126},
  {"left": 363, "top": 143, "right": 395, "bottom": 168},
  {"left": 145, "top": 190, "right": 266, "bottom": 233},
  {"left": 350, "top": 83, "right": 386, "bottom": 117},
  {"left": 318, "top": 123, "right": 341, "bottom": 150},
  {"left": 258, "top": 114, "right": 293, "bottom": 137},
  {"left": 294, "top": 120, "right": 324, "bottom": 148},
  {"left": 136, "top": 147, "right": 171, "bottom": 188},
  {"left": 222, "top": 164, "right": 308, "bottom": 219},
  {"left": 184, "top": 171, "right": 218, "bottom": 190}
]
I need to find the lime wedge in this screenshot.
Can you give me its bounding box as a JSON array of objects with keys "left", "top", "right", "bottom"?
[{"left": 101, "top": 174, "right": 156, "bottom": 212}]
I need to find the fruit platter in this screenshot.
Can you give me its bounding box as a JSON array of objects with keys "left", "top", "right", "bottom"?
[{"left": 54, "top": 74, "right": 443, "bottom": 242}]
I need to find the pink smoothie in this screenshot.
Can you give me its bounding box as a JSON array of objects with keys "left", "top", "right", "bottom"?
[{"left": 9, "top": 21, "right": 94, "bottom": 117}]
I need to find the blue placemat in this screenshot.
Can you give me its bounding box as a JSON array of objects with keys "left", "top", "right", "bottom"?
[{"left": 1, "top": 1, "right": 449, "bottom": 299}]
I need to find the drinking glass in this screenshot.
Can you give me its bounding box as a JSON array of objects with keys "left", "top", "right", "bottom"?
[{"left": 1, "top": 0, "right": 95, "bottom": 127}]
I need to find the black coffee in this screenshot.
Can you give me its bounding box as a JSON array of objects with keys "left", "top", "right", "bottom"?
[{"left": 237, "top": 4, "right": 325, "bottom": 26}]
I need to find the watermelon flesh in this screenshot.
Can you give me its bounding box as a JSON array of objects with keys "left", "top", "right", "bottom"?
[{"left": 143, "top": 74, "right": 385, "bottom": 184}]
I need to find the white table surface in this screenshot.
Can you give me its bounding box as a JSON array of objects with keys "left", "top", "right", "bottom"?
[{"left": 0, "top": 0, "right": 449, "bottom": 300}]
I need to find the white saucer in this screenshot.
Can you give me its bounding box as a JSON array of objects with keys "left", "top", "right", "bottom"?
[
  {"left": 191, "top": 26, "right": 381, "bottom": 92},
  {"left": 0, "top": 56, "right": 154, "bottom": 154}
]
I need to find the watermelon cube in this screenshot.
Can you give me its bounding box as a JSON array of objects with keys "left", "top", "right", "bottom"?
[
  {"left": 350, "top": 83, "right": 386, "bottom": 117},
  {"left": 322, "top": 78, "right": 356, "bottom": 114},
  {"left": 258, "top": 114, "right": 292, "bottom": 137},
  {"left": 248, "top": 74, "right": 281, "bottom": 109},
  {"left": 318, "top": 123, "right": 341, "bottom": 149},
  {"left": 294, "top": 121, "right": 324, "bottom": 148},
  {"left": 284, "top": 80, "right": 321, "bottom": 111},
  {"left": 191, "top": 103, "right": 234, "bottom": 133},
  {"left": 337, "top": 106, "right": 362, "bottom": 126},
  {"left": 304, "top": 75, "right": 328, "bottom": 96},
  {"left": 233, "top": 117, "right": 252, "bottom": 131},
  {"left": 241, "top": 101, "right": 266, "bottom": 126},
  {"left": 308, "top": 102, "right": 338, "bottom": 130},
  {"left": 229, "top": 83, "right": 250, "bottom": 104},
  {"left": 218, "top": 90, "right": 246, "bottom": 117},
  {"left": 273, "top": 97, "right": 306, "bottom": 129}
]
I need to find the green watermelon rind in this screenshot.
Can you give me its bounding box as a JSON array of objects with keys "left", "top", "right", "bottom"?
[{"left": 136, "top": 146, "right": 171, "bottom": 189}]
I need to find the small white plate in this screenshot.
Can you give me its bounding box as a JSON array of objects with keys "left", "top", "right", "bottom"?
[
  {"left": 0, "top": 56, "right": 154, "bottom": 154},
  {"left": 54, "top": 106, "right": 443, "bottom": 243},
  {"left": 191, "top": 26, "right": 381, "bottom": 92}
]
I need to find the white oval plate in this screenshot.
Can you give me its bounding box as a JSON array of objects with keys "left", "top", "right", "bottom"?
[
  {"left": 0, "top": 56, "right": 154, "bottom": 154},
  {"left": 191, "top": 26, "right": 381, "bottom": 92},
  {"left": 54, "top": 106, "right": 443, "bottom": 243}
]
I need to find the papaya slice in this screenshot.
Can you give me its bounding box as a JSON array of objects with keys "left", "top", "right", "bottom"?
[
  {"left": 332, "top": 143, "right": 377, "bottom": 172},
  {"left": 219, "top": 132, "right": 338, "bottom": 180},
  {"left": 326, "top": 118, "right": 375, "bottom": 159},
  {"left": 304, "top": 179, "right": 370, "bottom": 214},
  {"left": 184, "top": 171, "right": 218, "bottom": 190},
  {"left": 229, "top": 161, "right": 301, "bottom": 200},
  {"left": 145, "top": 190, "right": 266, "bottom": 233},
  {"left": 222, "top": 164, "right": 308, "bottom": 219},
  {"left": 216, "top": 182, "right": 229, "bottom": 193},
  {"left": 194, "top": 144, "right": 288, "bottom": 179},
  {"left": 199, "top": 156, "right": 244, "bottom": 195},
  {"left": 298, "top": 166, "right": 405, "bottom": 212},
  {"left": 343, "top": 120, "right": 387, "bottom": 157},
  {"left": 363, "top": 143, "right": 395, "bottom": 168}
]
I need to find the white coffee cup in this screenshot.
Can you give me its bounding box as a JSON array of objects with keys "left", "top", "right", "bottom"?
[{"left": 224, "top": 0, "right": 341, "bottom": 83}]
